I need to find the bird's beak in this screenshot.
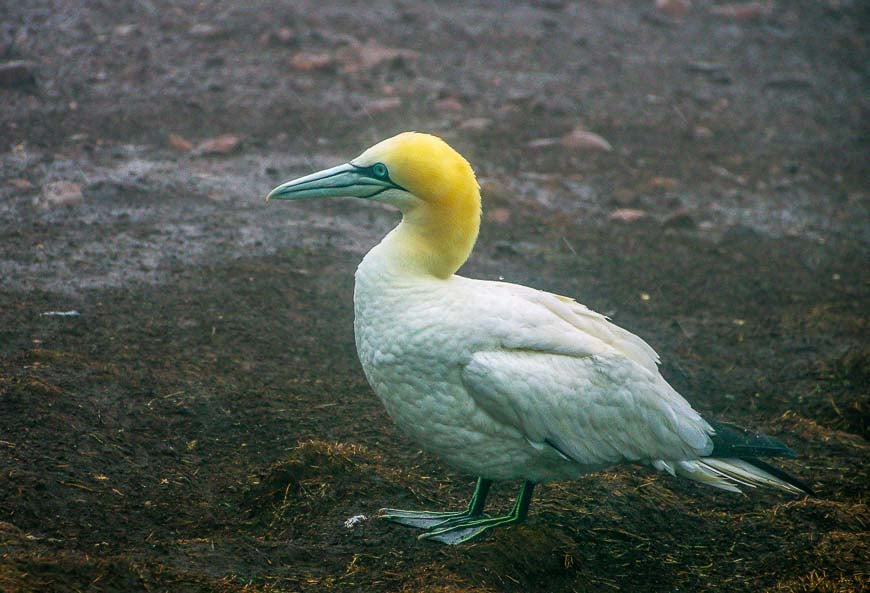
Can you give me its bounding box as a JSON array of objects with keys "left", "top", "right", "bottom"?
[{"left": 266, "top": 163, "right": 396, "bottom": 201}]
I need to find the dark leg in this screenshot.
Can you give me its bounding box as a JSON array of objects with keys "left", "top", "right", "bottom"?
[
  {"left": 419, "top": 481, "right": 536, "bottom": 545},
  {"left": 467, "top": 477, "right": 492, "bottom": 515},
  {"left": 379, "top": 477, "right": 492, "bottom": 530}
]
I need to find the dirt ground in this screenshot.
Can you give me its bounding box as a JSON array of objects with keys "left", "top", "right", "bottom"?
[{"left": 1, "top": 1, "right": 867, "bottom": 592}]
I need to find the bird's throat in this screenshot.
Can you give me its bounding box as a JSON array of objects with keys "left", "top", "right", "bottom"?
[{"left": 382, "top": 201, "right": 480, "bottom": 279}]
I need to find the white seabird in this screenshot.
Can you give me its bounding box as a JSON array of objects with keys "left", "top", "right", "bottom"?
[{"left": 267, "top": 132, "right": 812, "bottom": 544}]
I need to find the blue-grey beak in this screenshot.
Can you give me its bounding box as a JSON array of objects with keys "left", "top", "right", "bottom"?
[{"left": 266, "top": 163, "right": 397, "bottom": 201}]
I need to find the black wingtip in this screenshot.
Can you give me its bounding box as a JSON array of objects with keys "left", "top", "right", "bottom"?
[
  {"left": 705, "top": 421, "right": 814, "bottom": 496},
  {"left": 709, "top": 420, "right": 797, "bottom": 459}
]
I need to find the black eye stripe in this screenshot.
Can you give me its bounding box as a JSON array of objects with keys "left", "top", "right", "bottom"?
[{"left": 351, "top": 163, "right": 407, "bottom": 192}]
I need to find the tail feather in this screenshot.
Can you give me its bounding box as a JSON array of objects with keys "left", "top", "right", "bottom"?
[
  {"left": 652, "top": 421, "right": 814, "bottom": 496},
  {"left": 733, "top": 457, "right": 816, "bottom": 496},
  {"left": 699, "top": 458, "right": 812, "bottom": 495},
  {"left": 654, "top": 459, "right": 742, "bottom": 493}
]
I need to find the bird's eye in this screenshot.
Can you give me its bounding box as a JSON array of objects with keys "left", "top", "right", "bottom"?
[{"left": 371, "top": 163, "right": 389, "bottom": 179}]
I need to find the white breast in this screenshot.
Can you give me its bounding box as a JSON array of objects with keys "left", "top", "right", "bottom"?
[{"left": 353, "top": 249, "right": 543, "bottom": 478}]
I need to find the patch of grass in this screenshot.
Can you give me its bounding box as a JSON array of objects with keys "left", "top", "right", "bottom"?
[{"left": 764, "top": 570, "right": 868, "bottom": 593}]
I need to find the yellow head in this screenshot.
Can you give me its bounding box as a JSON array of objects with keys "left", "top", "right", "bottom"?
[{"left": 268, "top": 132, "right": 481, "bottom": 278}]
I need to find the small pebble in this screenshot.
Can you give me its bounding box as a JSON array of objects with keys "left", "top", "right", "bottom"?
[
  {"left": 168, "top": 133, "right": 193, "bottom": 152},
  {"left": 197, "top": 135, "right": 242, "bottom": 155},
  {"left": 560, "top": 127, "right": 612, "bottom": 152},
  {"left": 114, "top": 24, "right": 137, "bottom": 37},
  {"left": 609, "top": 208, "right": 647, "bottom": 222},
  {"left": 189, "top": 23, "right": 226, "bottom": 39},
  {"left": 710, "top": 2, "right": 767, "bottom": 20},
  {"left": 435, "top": 97, "right": 463, "bottom": 112},
  {"left": 693, "top": 125, "right": 714, "bottom": 140},
  {"left": 655, "top": 0, "right": 692, "bottom": 17},
  {"left": 487, "top": 208, "right": 511, "bottom": 224},
  {"left": 38, "top": 181, "right": 83, "bottom": 208},
  {"left": 289, "top": 52, "right": 335, "bottom": 72},
  {"left": 459, "top": 118, "right": 493, "bottom": 132},
  {"left": 649, "top": 177, "right": 679, "bottom": 191}
]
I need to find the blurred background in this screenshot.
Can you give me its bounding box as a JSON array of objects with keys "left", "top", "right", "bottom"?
[{"left": 1, "top": 2, "right": 867, "bottom": 592}]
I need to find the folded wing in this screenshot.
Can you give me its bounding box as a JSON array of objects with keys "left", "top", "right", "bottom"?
[{"left": 461, "top": 349, "right": 714, "bottom": 468}]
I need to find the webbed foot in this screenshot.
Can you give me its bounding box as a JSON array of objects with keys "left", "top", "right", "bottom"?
[
  {"left": 418, "top": 513, "right": 519, "bottom": 544},
  {"left": 378, "top": 507, "right": 486, "bottom": 530},
  {"left": 379, "top": 479, "right": 536, "bottom": 545}
]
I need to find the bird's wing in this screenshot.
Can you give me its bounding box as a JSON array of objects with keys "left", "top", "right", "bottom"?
[
  {"left": 546, "top": 293, "right": 660, "bottom": 372},
  {"left": 458, "top": 280, "right": 710, "bottom": 466},
  {"left": 461, "top": 349, "right": 713, "bottom": 467},
  {"left": 484, "top": 281, "right": 660, "bottom": 372}
]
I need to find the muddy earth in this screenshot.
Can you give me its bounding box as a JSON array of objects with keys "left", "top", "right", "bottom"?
[{"left": 1, "top": 1, "right": 867, "bottom": 592}]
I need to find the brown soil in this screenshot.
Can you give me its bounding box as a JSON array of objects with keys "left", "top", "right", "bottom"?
[{"left": 1, "top": 1, "right": 867, "bottom": 592}]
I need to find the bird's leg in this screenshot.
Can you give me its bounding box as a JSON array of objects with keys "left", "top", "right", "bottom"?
[
  {"left": 379, "top": 477, "right": 492, "bottom": 529},
  {"left": 419, "top": 480, "right": 536, "bottom": 545}
]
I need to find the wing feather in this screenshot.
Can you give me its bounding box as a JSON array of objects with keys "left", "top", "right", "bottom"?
[
  {"left": 455, "top": 278, "right": 711, "bottom": 468},
  {"left": 461, "top": 350, "right": 713, "bottom": 468},
  {"left": 482, "top": 281, "right": 660, "bottom": 372}
]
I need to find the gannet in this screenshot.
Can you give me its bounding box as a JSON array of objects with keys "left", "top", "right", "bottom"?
[{"left": 267, "top": 132, "right": 812, "bottom": 545}]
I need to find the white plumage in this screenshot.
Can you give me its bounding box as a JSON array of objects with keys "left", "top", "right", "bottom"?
[
  {"left": 268, "top": 132, "right": 811, "bottom": 544},
  {"left": 355, "top": 253, "right": 711, "bottom": 482}
]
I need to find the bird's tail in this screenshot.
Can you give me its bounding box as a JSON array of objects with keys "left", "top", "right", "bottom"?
[{"left": 652, "top": 421, "right": 814, "bottom": 496}]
